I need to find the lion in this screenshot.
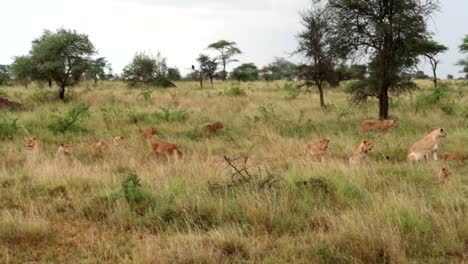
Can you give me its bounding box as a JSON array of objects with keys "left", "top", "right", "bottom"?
[
  {"left": 407, "top": 128, "right": 446, "bottom": 162},
  {"left": 112, "top": 136, "right": 125, "bottom": 146},
  {"left": 24, "top": 137, "right": 39, "bottom": 153},
  {"left": 437, "top": 167, "right": 450, "bottom": 184},
  {"left": 89, "top": 140, "right": 109, "bottom": 152},
  {"left": 150, "top": 140, "right": 183, "bottom": 158},
  {"left": 203, "top": 122, "right": 224, "bottom": 134},
  {"left": 349, "top": 140, "right": 374, "bottom": 165},
  {"left": 56, "top": 142, "right": 73, "bottom": 157},
  {"left": 360, "top": 119, "right": 400, "bottom": 133},
  {"left": 304, "top": 139, "right": 330, "bottom": 161},
  {"left": 441, "top": 152, "right": 467, "bottom": 161},
  {"left": 141, "top": 127, "right": 159, "bottom": 141}
]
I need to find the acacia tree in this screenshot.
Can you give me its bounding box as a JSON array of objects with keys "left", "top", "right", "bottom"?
[
  {"left": 457, "top": 35, "right": 468, "bottom": 78},
  {"left": 231, "top": 63, "right": 259, "bottom": 82},
  {"left": 0, "top": 65, "right": 11, "bottom": 86},
  {"left": 328, "top": 0, "right": 439, "bottom": 119},
  {"left": 86, "top": 57, "right": 112, "bottom": 84},
  {"left": 30, "top": 29, "right": 95, "bottom": 100},
  {"left": 208, "top": 40, "right": 241, "bottom": 81},
  {"left": 296, "top": 3, "right": 340, "bottom": 108},
  {"left": 122, "top": 52, "right": 175, "bottom": 87},
  {"left": 418, "top": 40, "right": 448, "bottom": 87},
  {"left": 197, "top": 54, "right": 218, "bottom": 87},
  {"left": 266, "top": 58, "right": 298, "bottom": 81},
  {"left": 10, "top": 56, "right": 34, "bottom": 87}
]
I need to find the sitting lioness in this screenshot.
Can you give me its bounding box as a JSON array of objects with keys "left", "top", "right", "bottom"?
[
  {"left": 150, "top": 140, "right": 183, "bottom": 158},
  {"left": 304, "top": 139, "right": 330, "bottom": 161},
  {"left": 360, "top": 119, "right": 400, "bottom": 133},
  {"left": 407, "top": 128, "right": 446, "bottom": 162},
  {"left": 349, "top": 140, "right": 374, "bottom": 165}
]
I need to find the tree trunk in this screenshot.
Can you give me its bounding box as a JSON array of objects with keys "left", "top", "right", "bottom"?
[
  {"left": 378, "top": 87, "right": 389, "bottom": 119},
  {"left": 199, "top": 77, "right": 203, "bottom": 89},
  {"left": 210, "top": 77, "right": 213, "bottom": 88},
  {"left": 317, "top": 82, "right": 326, "bottom": 108},
  {"left": 48, "top": 79, "right": 52, "bottom": 88},
  {"left": 431, "top": 60, "right": 438, "bottom": 88},
  {"left": 222, "top": 60, "right": 227, "bottom": 81},
  {"left": 59, "top": 86, "right": 66, "bottom": 101}
]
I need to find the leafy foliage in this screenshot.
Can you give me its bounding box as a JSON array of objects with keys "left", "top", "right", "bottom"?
[
  {"left": 122, "top": 52, "right": 175, "bottom": 88},
  {"left": 30, "top": 28, "right": 96, "bottom": 100},
  {"left": 48, "top": 103, "right": 90, "bottom": 134},
  {"left": 208, "top": 40, "right": 242, "bottom": 81},
  {"left": 0, "top": 65, "right": 11, "bottom": 86},
  {"left": 231, "top": 63, "right": 259, "bottom": 82},
  {"left": 10, "top": 56, "right": 33, "bottom": 87}
]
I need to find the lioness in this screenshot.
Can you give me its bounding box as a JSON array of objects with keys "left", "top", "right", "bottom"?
[
  {"left": 141, "top": 128, "right": 159, "bottom": 141},
  {"left": 360, "top": 119, "right": 400, "bottom": 133},
  {"left": 24, "top": 137, "right": 39, "bottom": 153},
  {"left": 150, "top": 140, "right": 183, "bottom": 158},
  {"left": 112, "top": 136, "right": 125, "bottom": 146},
  {"left": 349, "top": 140, "right": 374, "bottom": 165},
  {"left": 441, "top": 152, "right": 467, "bottom": 161},
  {"left": 407, "top": 128, "right": 446, "bottom": 162},
  {"left": 203, "top": 122, "right": 224, "bottom": 134},
  {"left": 304, "top": 139, "right": 330, "bottom": 161},
  {"left": 56, "top": 142, "right": 73, "bottom": 156}
]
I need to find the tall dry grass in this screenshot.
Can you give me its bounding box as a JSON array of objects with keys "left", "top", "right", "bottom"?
[{"left": 0, "top": 80, "right": 467, "bottom": 263}]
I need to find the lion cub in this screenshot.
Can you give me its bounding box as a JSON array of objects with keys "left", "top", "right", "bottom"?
[
  {"left": 203, "top": 122, "right": 224, "bottom": 134},
  {"left": 56, "top": 142, "right": 74, "bottom": 157},
  {"left": 150, "top": 140, "right": 183, "bottom": 158},
  {"left": 24, "top": 137, "right": 39, "bottom": 153},
  {"left": 304, "top": 139, "right": 330, "bottom": 161},
  {"left": 360, "top": 119, "right": 400, "bottom": 133},
  {"left": 112, "top": 136, "right": 125, "bottom": 146},
  {"left": 407, "top": 128, "right": 446, "bottom": 162},
  {"left": 141, "top": 127, "right": 159, "bottom": 141},
  {"left": 437, "top": 167, "right": 450, "bottom": 184},
  {"left": 441, "top": 152, "right": 467, "bottom": 161},
  {"left": 349, "top": 140, "right": 374, "bottom": 165}
]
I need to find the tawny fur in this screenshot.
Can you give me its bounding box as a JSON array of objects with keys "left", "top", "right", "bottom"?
[
  {"left": 441, "top": 152, "right": 467, "bottom": 161},
  {"left": 407, "top": 128, "right": 446, "bottom": 162},
  {"left": 56, "top": 142, "right": 73, "bottom": 157},
  {"left": 112, "top": 136, "right": 125, "bottom": 146},
  {"left": 24, "top": 137, "right": 39, "bottom": 153},
  {"left": 151, "top": 140, "right": 183, "bottom": 158},
  {"left": 437, "top": 167, "right": 450, "bottom": 184},
  {"left": 141, "top": 127, "right": 159, "bottom": 141},
  {"left": 360, "top": 119, "right": 400, "bottom": 133},
  {"left": 304, "top": 139, "right": 330, "bottom": 161},
  {"left": 203, "top": 122, "right": 224, "bottom": 134},
  {"left": 349, "top": 140, "right": 374, "bottom": 165}
]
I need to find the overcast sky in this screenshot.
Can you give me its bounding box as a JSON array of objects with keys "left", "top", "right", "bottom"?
[{"left": 0, "top": 0, "right": 466, "bottom": 77}]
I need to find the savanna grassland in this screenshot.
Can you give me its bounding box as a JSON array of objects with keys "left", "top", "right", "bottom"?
[{"left": 0, "top": 80, "right": 467, "bottom": 263}]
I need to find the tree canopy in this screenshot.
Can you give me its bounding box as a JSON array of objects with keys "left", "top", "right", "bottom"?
[
  {"left": 30, "top": 28, "right": 96, "bottom": 100},
  {"left": 122, "top": 52, "right": 175, "bottom": 88},
  {"left": 328, "top": 0, "right": 439, "bottom": 118},
  {"left": 208, "top": 40, "right": 241, "bottom": 81},
  {"left": 231, "top": 63, "right": 259, "bottom": 82}
]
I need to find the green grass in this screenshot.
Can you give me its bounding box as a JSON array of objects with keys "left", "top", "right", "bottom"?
[{"left": 0, "top": 79, "right": 467, "bottom": 263}]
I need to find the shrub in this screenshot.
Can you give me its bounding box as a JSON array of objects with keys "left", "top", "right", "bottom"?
[
  {"left": 48, "top": 103, "right": 90, "bottom": 134},
  {"left": 109, "top": 173, "right": 156, "bottom": 215},
  {"left": 153, "top": 107, "right": 189, "bottom": 122},
  {"left": 0, "top": 117, "right": 20, "bottom": 141},
  {"left": 224, "top": 86, "right": 246, "bottom": 96},
  {"left": 414, "top": 83, "right": 451, "bottom": 111}
]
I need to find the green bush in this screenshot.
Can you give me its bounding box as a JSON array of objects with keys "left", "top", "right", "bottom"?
[
  {"left": 224, "top": 86, "right": 246, "bottom": 96},
  {"left": 153, "top": 107, "right": 189, "bottom": 122},
  {"left": 48, "top": 103, "right": 90, "bottom": 134},
  {"left": 414, "top": 83, "right": 450, "bottom": 111},
  {"left": 0, "top": 118, "right": 20, "bottom": 141}
]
